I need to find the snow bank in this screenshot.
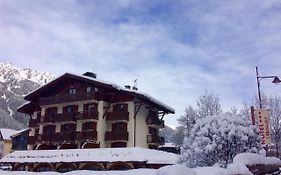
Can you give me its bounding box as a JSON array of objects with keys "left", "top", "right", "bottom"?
[
  {"left": 156, "top": 164, "right": 196, "bottom": 175},
  {"left": 233, "top": 153, "right": 281, "bottom": 165}
]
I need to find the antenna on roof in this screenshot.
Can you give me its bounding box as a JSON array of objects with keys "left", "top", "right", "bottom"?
[{"left": 133, "top": 79, "right": 138, "bottom": 91}]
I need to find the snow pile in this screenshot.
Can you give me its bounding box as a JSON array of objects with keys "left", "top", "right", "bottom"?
[
  {"left": 179, "top": 114, "right": 262, "bottom": 167},
  {"left": 0, "top": 147, "right": 178, "bottom": 164},
  {"left": 156, "top": 164, "right": 196, "bottom": 175},
  {"left": 194, "top": 167, "right": 228, "bottom": 175},
  {"left": 233, "top": 152, "right": 281, "bottom": 165}
]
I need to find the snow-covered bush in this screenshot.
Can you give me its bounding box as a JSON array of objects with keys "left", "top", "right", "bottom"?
[{"left": 179, "top": 114, "right": 262, "bottom": 168}]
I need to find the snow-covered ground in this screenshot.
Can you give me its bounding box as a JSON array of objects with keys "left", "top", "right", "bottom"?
[{"left": 1, "top": 152, "right": 280, "bottom": 175}]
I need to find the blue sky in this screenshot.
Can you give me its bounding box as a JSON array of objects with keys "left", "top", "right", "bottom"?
[{"left": 1, "top": 0, "right": 281, "bottom": 127}]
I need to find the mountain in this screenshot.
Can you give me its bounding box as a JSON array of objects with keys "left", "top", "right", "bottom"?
[{"left": 0, "top": 62, "right": 53, "bottom": 129}]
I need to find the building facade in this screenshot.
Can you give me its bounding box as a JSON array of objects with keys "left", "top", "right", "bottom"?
[{"left": 18, "top": 72, "right": 174, "bottom": 150}]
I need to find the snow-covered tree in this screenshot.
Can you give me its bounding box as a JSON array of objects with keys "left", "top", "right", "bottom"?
[
  {"left": 179, "top": 113, "right": 262, "bottom": 168},
  {"left": 172, "top": 91, "right": 222, "bottom": 146},
  {"left": 171, "top": 106, "right": 198, "bottom": 146},
  {"left": 197, "top": 90, "right": 222, "bottom": 119}
]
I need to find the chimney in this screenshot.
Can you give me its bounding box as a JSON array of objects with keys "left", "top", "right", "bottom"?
[
  {"left": 125, "top": 85, "right": 131, "bottom": 89},
  {"left": 83, "top": 72, "right": 97, "bottom": 79}
]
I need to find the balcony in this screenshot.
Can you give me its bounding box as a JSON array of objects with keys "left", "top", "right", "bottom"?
[
  {"left": 53, "top": 112, "right": 77, "bottom": 123},
  {"left": 42, "top": 116, "right": 54, "bottom": 123},
  {"left": 29, "top": 119, "right": 40, "bottom": 127},
  {"left": 40, "top": 133, "right": 54, "bottom": 142},
  {"left": 147, "top": 135, "right": 165, "bottom": 145},
  {"left": 105, "top": 131, "right": 128, "bottom": 142},
  {"left": 106, "top": 111, "right": 129, "bottom": 122},
  {"left": 39, "top": 92, "right": 99, "bottom": 105},
  {"left": 147, "top": 117, "right": 165, "bottom": 128},
  {"left": 53, "top": 132, "right": 76, "bottom": 143},
  {"left": 77, "top": 111, "right": 99, "bottom": 121},
  {"left": 76, "top": 130, "right": 98, "bottom": 142}
]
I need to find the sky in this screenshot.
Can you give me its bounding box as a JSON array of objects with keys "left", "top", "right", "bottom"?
[{"left": 0, "top": 0, "right": 281, "bottom": 127}]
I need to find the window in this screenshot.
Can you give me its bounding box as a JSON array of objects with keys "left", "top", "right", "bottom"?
[
  {"left": 86, "top": 86, "right": 92, "bottom": 92},
  {"left": 82, "top": 122, "right": 96, "bottom": 130},
  {"left": 45, "top": 107, "right": 57, "bottom": 116},
  {"left": 112, "top": 122, "right": 127, "bottom": 131},
  {"left": 113, "top": 104, "right": 128, "bottom": 112},
  {"left": 68, "top": 86, "right": 76, "bottom": 94},
  {"left": 63, "top": 105, "right": 78, "bottom": 113},
  {"left": 84, "top": 103, "right": 97, "bottom": 111},
  {"left": 61, "top": 124, "right": 76, "bottom": 132}
]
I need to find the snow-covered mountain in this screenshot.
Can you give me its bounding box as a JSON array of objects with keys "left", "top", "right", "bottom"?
[{"left": 0, "top": 62, "right": 53, "bottom": 129}]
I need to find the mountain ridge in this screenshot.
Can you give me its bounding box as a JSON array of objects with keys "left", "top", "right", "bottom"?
[{"left": 0, "top": 62, "right": 53, "bottom": 129}]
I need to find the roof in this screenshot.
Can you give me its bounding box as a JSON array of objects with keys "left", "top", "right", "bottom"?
[
  {"left": 10, "top": 128, "right": 30, "bottom": 138},
  {"left": 0, "top": 129, "right": 19, "bottom": 141},
  {"left": 23, "top": 73, "right": 175, "bottom": 114},
  {"left": 0, "top": 147, "right": 178, "bottom": 164}
]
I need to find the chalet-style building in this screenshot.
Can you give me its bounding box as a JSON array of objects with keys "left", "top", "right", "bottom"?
[{"left": 17, "top": 72, "right": 175, "bottom": 151}]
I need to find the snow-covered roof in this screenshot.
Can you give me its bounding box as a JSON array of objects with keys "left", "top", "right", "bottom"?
[
  {"left": 24, "top": 72, "right": 175, "bottom": 114},
  {"left": 0, "top": 128, "right": 19, "bottom": 141},
  {"left": 0, "top": 147, "right": 178, "bottom": 164}
]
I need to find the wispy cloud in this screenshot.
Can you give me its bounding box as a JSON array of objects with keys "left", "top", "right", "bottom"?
[{"left": 1, "top": 0, "right": 281, "bottom": 126}]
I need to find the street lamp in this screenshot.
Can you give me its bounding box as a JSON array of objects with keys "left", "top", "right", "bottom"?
[{"left": 256, "top": 66, "right": 281, "bottom": 109}]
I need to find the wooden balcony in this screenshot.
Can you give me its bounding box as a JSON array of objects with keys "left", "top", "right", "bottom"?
[
  {"left": 147, "top": 135, "right": 165, "bottom": 145},
  {"left": 39, "top": 92, "right": 99, "bottom": 105},
  {"left": 147, "top": 118, "right": 165, "bottom": 128},
  {"left": 106, "top": 112, "right": 129, "bottom": 122},
  {"left": 53, "top": 112, "right": 77, "bottom": 123},
  {"left": 105, "top": 131, "right": 128, "bottom": 142},
  {"left": 53, "top": 132, "right": 76, "bottom": 143},
  {"left": 76, "top": 130, "right": 98, "bottom": 142},
  {"left": 42, "top": 116, "right": 54, "bottom": 123},
  {"left": 40, "top": 133, "right": 54, "bottom": 142},
  {"left": 77, "top": 111, "right": 99, "bottom": 120},
  {"left": 29, "top": 119, "right": 40, "bottom": 127}
]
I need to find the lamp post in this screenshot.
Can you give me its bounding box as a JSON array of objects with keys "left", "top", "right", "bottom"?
[{"left": 256, "top": 66, "right": 281, "bottom": 109}]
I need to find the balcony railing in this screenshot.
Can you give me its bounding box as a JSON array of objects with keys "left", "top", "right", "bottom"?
[
  {"left": 53, "top": 112, "right": 77, "bottom": 122},
  {"left": 29, "top": 119, "right": 40, "bottom": 127},
  {"left": 106, "top": 111, "right": 129, "bottom": 122},
  {"left": 105, "top": 131, "right": 128, "bottom": 141},
  {"left": 147, "top": 135, "right": 165, "bottom": 145},
  {"left": 77, "top": 111, "right": 99, "bottom": 120},
  {"left": 40, "top": 133, "right": 54, "bottom": 142},
  {"left": 39, "top": 92, "right": 99, "bottom": 105},
  {"left": 147, "top": 117, "right": 165, "bottom": 128},
  {"left": 76, "top": 130, "right": 97, "bottom": 142},
  {"left": 42, "top": 116, "right": 54, "bottom": 123},
  {"left": 53, "top": 132, "right": 76, "bottom": 143}
]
